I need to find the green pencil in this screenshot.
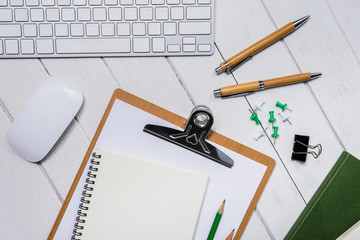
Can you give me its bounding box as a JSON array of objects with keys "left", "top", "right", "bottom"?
[{"left": 207, "top": 200, "right": 225, "bottom": 240}]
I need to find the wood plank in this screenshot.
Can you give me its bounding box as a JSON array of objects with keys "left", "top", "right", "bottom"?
[
  {"left": 219, "top": 0, "right": 344, "bottom": 202},
  {"left": 0, "top": 59, "right": 90, "bottom": 198},
  {"left": 262, "top": 0, "right": 359, "bottom": 158},
  {"left": 166, "top": 0, "right": 346, "bottom": 238},
  {"left": 104, "top": 57, "right": 194, "bottom": 118},
  {"left": 326, "top": 0, "right": 360, "bottom": 61},
  {"left": 0, "top": 104, "right": 61, "bottom": 239}
]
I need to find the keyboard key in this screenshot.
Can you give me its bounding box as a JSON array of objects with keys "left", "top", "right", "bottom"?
[
  {"left": 10, "top": 0, "right": 23, "bottom": 6},
  {"left": 186, "top": 6, "right": 210, "bottom": 20},
  {"left": 117, "top": 22, "right": 130, "bottom": 35},
  {"left": 104, "top": 0, "right": 116, "bottom": 5},
  {"left": 0, "top": 9, "right": 13, "bottom": 22},
  {"left": 39, "top": 23, "right": 53, "bottom": 36},
  {"left": 132, "top": 22, "right": 145, "bottom": 36},
  {"left": 139, "top": 7, "right": 152, "bottom": 20},
  {"left": 86, "top": 23, "right": 99, "bottom": 36},
  {"left": 198, "top": 0, "right": 210, "bottom": 4},
  {"left": 148, "top": 22, "right": 160, "bottom": 35},
  {"left": 70, "top": 23, "right": 84, "bottom": 36},
  {"left": 46, "top": 8, "right": 60, "bottom": 21},
  {"left": 120, "top": 0, "right": 132, "bottom": 4},
  {"left": 0, "top": 24, "right": 21, "bottom": 37},
  {"left": 62, "top": 8, "right": 75, "bottom": 21},
  {"left": 23, "top": 23, "right": 37, "bottom": 36},
  {"left": 198, "top": 44, "right": 210, "bottom": 52},
  {"left": 41, "top": 0, "right": 54, "bottom": 5},
  {"left": 93, "top": 7, "right": 106, "bottom": 21},
  {"left": 136, "top": 0, "right": 148, "bottom": 4},
  {"left": 108, "top": 7, "right": 122, "bottom": 21},
  {"left": 30, "top": 8, "right": 44, "bottom": 22},
  {"left": 89, "top": 0, "right": 101, "bottom": 5},
  {"left": 57, "top": 0, "right": 70, "bottom": 5},
  {"left": 56, "top": 38, "right": 131, "bottom": 53},
  {"left": 20, "top": 39, "right": 34, "bottom": 54},
  {"left": 55, "top": 23, "right": 68, "bottom": 36},
  {"left": 152, "top": 37, "right": 164, "bottom": 52},
  {"left": 163, "top": 22, "right": 176, "bottom": 35},
  {"left": 182, "top": 37, "right": 195, "bottom": 44},
  {"left": 182, "top": 0, "right": 194, "bottom": 4},
  {"left": 0, "top": 0, "right": 7, "bottom": 6},
  {"left": 179, "top": 21, "right": 210, "bottom": 35},
  {"left": 151, "top": 0, "right": 163, "bottom": 4},
  {"left": 133, "top": 37, "right": 149, "bottom": 53},
  {"left": 183, "top": 44, "right": 195, "bottom": 52},
  {"left": 101, "top": 22, "right": 115, "bottom": 36},
  {"left": 5, "top": 40, "right": 19, "bottom": 54},
  {"left": 73, "top": 0, "right": 85, "bottom": 6},
  {"left": 155, "top": 7, "right": 168, "bottom": 20},
  {"left": 0, "top": 40, "right": 3, "bottom": 54},
  {"left": 14, "top": 9, "right": 29, "bottom": 22},
  {"left": 26, "top": 0, "right": 38, "bottom": 5},
  {"left": 124, "top": 7, "right": 137, "bottom": 20},
  {"left": 167, "top": 44, "right": 180, "bottom": 52},
  {"left": 167, "top": 0, "right": 179, "bottom": 4},
  {"left": 36, "top": 39, "right": 54, "bottom": 54},
  {"left": 78, "top": 8, "right": 91, "bottom": 21},
  {"left": 170, "top": 7, "right": 183, "bottom": 20}
]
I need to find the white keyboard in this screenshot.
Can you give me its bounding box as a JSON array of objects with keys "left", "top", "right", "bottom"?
[{"left": 0, "top": 0, "right": 214, "bottom": 58}]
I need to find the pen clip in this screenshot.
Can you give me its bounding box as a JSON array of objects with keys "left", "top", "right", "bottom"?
[
  {"left": 226, "top": 56, "right": 253, "bottom": 74},
  {"left": 221, "top": 91, "right": 255, "bottom": 99}
]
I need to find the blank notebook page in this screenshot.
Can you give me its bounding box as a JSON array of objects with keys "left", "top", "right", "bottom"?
[{"left": 79, "top": 148, "right": 209, "bottom": 240}]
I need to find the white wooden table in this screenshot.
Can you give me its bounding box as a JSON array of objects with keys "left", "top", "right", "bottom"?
[{"left": 1, "top": 0, "right": 359, "bottom": 239}]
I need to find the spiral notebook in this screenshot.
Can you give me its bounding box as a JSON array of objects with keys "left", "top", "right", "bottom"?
[
  {"left": 48, "top": 89, "right": 275, "bottom": 240},
  {"left": 75, "top": 149, "right": 208, "bottom": 240}
]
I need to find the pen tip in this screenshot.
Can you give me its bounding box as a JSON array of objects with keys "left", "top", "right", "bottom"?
[
  {"left": 293, "top": 15, "right": 311, "bottom": 29},
  {"left": 223, "top": 199, "right": 226, "bottom": 203},
  {"left": 215, "top": 66, "right": 224, "bottom": 74},
  {"left": 310, "top": 72, "right": 322, "bottom": 80}
]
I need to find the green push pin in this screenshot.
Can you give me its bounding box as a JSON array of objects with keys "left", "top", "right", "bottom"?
[
  {"left": 271, "top": 126, "right": 279, "bottom": 145},
  {"left": 249, "top": 109, "right": 261, "bottom": 125},
  {"left": 276, "top": 101, "right": 292, "bottom": 112},
  {"left": 268, "top": 111, "right": 276, "bottom": 126}
]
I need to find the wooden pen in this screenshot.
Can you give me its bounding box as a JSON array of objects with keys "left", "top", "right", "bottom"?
[
  {"left": 214, "top": 72, "right": 322, "bottom": 98},
  {"left": 215, "top": 15, "right": 310, "bottom": 74}
]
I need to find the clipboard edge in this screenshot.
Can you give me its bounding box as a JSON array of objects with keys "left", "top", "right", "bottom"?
[{"left": 47, "top": 88, "right": 275, "bottom": 240}]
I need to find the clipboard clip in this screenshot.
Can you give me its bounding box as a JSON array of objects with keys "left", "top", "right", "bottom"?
[{"left": 143, "top": 105, "right": 234, "bottom": 168}]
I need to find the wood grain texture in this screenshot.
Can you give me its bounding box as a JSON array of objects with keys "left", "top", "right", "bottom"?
[
  {"left": 0, "top": 0, "right": 358, "bottom": 239},
  {"left": 262, "top": 0, "right": 359, "bottom": 158},
  {"left": 0, "top": 104, "right": 61, "bottom": 240},
  {"left": 0, "top": 59, "right": 91, "bottom": 199}
]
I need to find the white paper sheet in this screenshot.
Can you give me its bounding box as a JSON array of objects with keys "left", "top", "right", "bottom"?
[{"left": 54, "top": 99, "right": 267, "bottom": 240}]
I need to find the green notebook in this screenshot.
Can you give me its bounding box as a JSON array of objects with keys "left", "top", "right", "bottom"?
[{"left": 285, "top": 151, "right": 360, "bottom": 240}]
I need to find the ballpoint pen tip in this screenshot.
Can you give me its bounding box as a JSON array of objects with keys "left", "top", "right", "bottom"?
[
  {"left": 310, "top": 72, "right": 322, "bottom": 80},
  {"left": 293, "top": 15, "right": 311, "bottom": 29}
]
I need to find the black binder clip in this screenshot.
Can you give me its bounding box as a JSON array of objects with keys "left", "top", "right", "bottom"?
[
  {"left": 291, "top": 134, "right": 322, "bottom": 162},
  {"left": 143, "top": 105, "right": 234, "bottom": 168}
]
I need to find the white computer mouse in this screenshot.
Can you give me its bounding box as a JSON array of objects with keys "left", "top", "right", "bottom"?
[{"left": 7, "top": 77, "right": 83, "bottom": 162}]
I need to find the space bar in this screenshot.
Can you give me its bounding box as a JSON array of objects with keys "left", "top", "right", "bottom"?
[{"left": 56, "top": 38, "right": 131, "bottom": 54}]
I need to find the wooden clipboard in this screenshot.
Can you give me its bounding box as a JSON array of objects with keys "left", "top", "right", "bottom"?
[{"left": 48, "top": 89, "right": 275, "bottom": 240}]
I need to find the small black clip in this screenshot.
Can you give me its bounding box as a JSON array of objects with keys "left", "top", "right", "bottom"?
[
  {"left": 143, "top": 105, "right": 234, "bottom": 168},
  {"left": 291, "top": 134, "right": 322, "bottom": 162}
]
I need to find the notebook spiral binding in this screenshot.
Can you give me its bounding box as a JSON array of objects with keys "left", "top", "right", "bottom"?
[{"left": 71, "top": 152, "right": 101, "bottom": 240}]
